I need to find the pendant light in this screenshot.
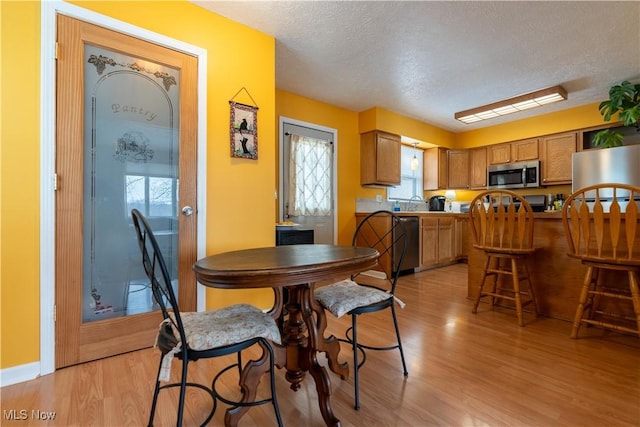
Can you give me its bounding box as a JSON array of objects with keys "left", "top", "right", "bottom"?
[{"left": 410, "top": 142, "right": 419, "bottom": 171}]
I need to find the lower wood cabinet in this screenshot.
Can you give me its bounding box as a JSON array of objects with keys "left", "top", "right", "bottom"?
[
  {"left": 420, "top": 217, "right": 438, "bottom": 265},
  {"left": 354, "top": 212, "right": 393, "bottom": 274},
  {"left": 420, "top": 216, "right": 455, "bottom": 267},
  {"left": 355, "top": 213, "right": 467, "bottom": 271},
  {"left": 454, "top": 217, "right": 468, "bottom": 258}
]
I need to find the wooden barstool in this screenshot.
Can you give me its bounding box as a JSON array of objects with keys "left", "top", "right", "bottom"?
[
  {"left": 562, "top": 183, "right": 640, "bottom": 338},
  {"left": 469, "top": 190, "right": 538, "bottom": 326}
]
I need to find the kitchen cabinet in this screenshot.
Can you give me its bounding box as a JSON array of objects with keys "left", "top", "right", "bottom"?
[
  {"left": 438, "top": 217, "right": 455, "bottom": 262},
  {"left": 540, "top": 132, "right": 577, "bottom": 185},
  {"left": 360, "top": 130, "right": 401, "bottom": 186},
  {"left": 511, "top": 138, "right": 539, "bottom": 162},
  {"left": 423, "top": 147, "right": 448, "bottom": 190},
  {"left": 420, "top": 216, "right": 454, "bottom": 267},
  {"left": 355, "top": 213, "right": 466, "bottom": 271},
  {"left": 420, "top": 217, "right": 438, "bottom": 265},
  {"left": 487, "top": 143, "right": 512, "bottom": 165},
  {"left": 354, "top": 212, "right": 393, "bottom": 274},
  {"left": 469, "top": 147, "right": 487, "bottom": 189},
  {"left": 487, "top": 138, "right": 538, "bottom": 165},
  {"left": 454, "top": 217, "right": 468, "bottom": 259},
  {"left": 447, "top": 150, "right": 470, "bottom": 189}
]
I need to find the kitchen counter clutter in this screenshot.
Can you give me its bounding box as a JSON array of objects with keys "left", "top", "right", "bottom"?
[{"left": 355, "top": 197, "right": 468, "bottom": 213}]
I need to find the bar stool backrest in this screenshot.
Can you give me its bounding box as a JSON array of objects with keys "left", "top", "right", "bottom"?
[
  {"left": 469, "top": 190, "right": 535, "bottom": 252},
  {"left": 562, "top": 183, "right": 640, "bottom": 262}
]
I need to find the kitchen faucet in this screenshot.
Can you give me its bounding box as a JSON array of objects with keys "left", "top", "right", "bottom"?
[{"left": 407, "top": 195, "right": 423, "bottom": 211}]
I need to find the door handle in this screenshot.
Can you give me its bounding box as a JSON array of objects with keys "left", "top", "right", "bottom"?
[{"left": 181, "top": 206, "right": 194, "bottom": 216}]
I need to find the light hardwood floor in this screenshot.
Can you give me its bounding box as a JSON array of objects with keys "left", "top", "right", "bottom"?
[{"left": 2, "top": 263, "right": 639, "bottom": 426}]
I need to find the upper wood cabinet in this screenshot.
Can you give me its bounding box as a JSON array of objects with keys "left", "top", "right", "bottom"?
[
  {"left": 469, "top": 147, "right": 487, "bottom": 189},
  {"left": 487, "top": 138, "right": 539, "bottom": 165},
  {"left": 424, "top": 147, "right": 448, "bottom": 190},
  {"left": 512, "top": 138, "right": 539, "bottom": 162},
  {"left": 540, "top": 132, "right": 577, "bottom": 185},
  {"left": 447, "top": 150, "right": 470, "bottom": 189},
  {"left": 360, "top": 130, "right": 401, "bottom": 186},
  {"left": 487, "top": 143, "right": 512, "bottom": 165}
]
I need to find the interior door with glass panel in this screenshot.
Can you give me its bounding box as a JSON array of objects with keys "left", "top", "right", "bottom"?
[
  {"left": 55, "top": 15, "right": 198, "bottom": 368},
  {"left": 282, "top": 122, "right": 335, "bottom": 244}
]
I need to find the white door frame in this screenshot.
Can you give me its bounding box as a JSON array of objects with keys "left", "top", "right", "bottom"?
[
  {"left": 39, "top": 0, "right": 207, "bottom": 377},
  {"left": 278, "top": 117, "right": 338, "bottom": 244}
]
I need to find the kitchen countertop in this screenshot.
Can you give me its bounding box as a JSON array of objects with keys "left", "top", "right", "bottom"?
[
  {"left": 356, "top": 211, "right": 564, "bottom": 219},
  {"left": 356, "top": 211, "right": 467, "bottom": 216}
]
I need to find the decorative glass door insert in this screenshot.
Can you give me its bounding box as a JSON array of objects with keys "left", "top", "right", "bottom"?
[{"left": 82, "top": 45, "right": 179, "bottom": 322}]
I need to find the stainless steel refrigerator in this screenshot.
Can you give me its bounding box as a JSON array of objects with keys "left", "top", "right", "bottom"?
[{"left": 572, "top": 144, "right": 640, "bottom": 191}]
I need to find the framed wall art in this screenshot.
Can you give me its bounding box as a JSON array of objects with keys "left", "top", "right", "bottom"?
[{"left": 229, "top": 101, "right": 258, "bottom": 159}]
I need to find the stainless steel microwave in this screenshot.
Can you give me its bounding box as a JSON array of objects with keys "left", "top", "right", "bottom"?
[{"left": 487, "top": 160, "right": 540, "bottom": 189}]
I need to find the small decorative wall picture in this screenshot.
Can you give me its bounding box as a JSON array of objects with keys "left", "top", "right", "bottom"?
[{"left": 229, "top": 101, "right": 258, "bottom": 159}]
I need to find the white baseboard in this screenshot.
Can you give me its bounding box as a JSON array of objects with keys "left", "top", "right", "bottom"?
[{"left": 0, "top": 362, "right": 40, "bottom": 387}]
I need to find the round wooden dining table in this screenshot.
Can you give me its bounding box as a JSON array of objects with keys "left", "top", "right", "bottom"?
[{"left": 193, "top": 244, "right": 379, "bottom": 427}]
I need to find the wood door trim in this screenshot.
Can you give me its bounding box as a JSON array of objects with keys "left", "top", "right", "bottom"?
[{"left": 55, "top": 15, "right": 198, "bottom": 368}]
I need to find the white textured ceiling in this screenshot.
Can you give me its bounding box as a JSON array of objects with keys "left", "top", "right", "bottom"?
[{"left": 192, "top": 1, "right": 640, "bottom": 137}]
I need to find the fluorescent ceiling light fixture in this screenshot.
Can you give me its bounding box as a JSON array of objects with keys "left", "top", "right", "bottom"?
[{"left": 455, "top": 85, "right": 567, "bottom": 124}]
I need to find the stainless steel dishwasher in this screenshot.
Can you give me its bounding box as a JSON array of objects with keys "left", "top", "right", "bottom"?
[{"left": 393, "top": 216, "right": 419, "bottom": 275}]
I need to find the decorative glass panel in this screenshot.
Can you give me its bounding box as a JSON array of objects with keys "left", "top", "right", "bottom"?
[{"left": 82, "top": 45, "right": 179, "bottom": 322}]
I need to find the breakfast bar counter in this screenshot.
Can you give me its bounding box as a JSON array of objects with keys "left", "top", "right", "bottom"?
[{"left": 467, "top": 211, "right": 592, "bottom": 321}]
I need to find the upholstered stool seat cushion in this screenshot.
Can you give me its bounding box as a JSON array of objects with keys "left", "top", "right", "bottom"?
[{"left": 315, "top": 279, "right": 392, "bottom": 318}]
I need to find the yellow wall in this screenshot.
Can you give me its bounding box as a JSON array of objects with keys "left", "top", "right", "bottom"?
[
  {"left": 0, "top": 0, "right": 276, "bottom": 369},
  {"left": 359, "top": 107, "right": 457, "bottom": 148},
  {"left": 1, "top": 0, "right": 42, "bottom": 370}
]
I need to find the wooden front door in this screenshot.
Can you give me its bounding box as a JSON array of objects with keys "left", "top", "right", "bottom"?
[{"left": 55, "top": 15, "right": 198, "bottom": 368}]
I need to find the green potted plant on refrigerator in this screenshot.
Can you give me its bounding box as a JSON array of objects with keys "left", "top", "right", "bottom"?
[{"left": 593, "top": 80, "right": 640, "bottom": 148}]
